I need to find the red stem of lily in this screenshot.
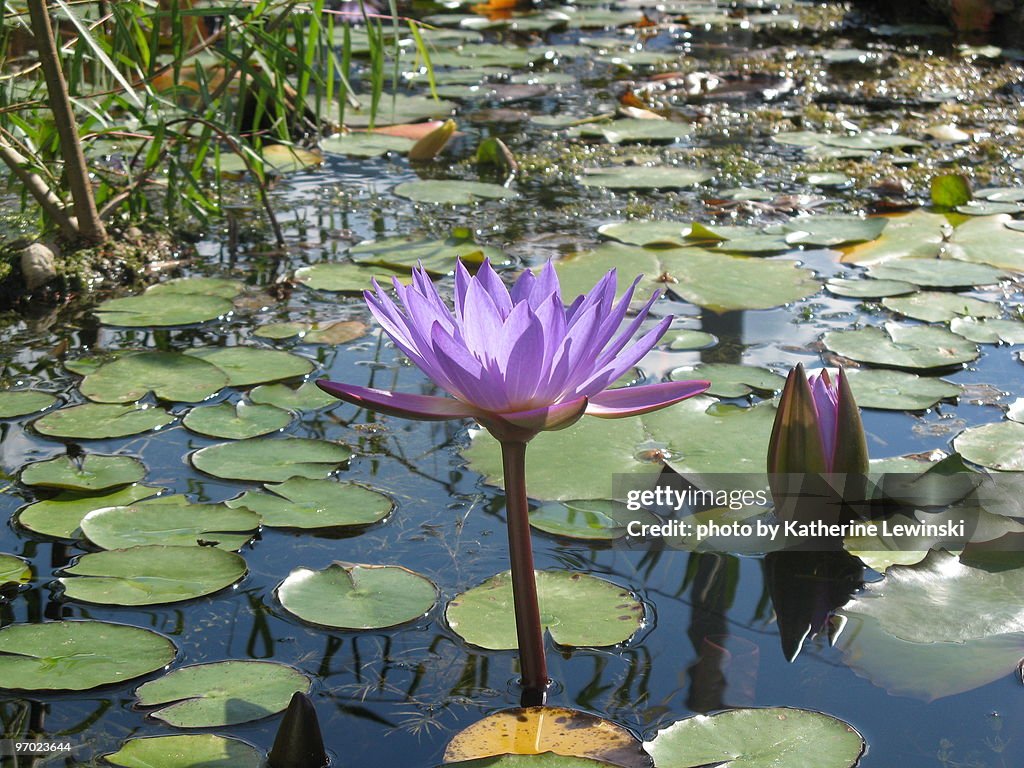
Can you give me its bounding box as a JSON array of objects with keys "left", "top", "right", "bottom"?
[{"left": 499, "top": 439, "right": 549, "bottom": 705}]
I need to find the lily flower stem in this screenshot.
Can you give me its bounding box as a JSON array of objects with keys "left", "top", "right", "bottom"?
[{"left": 499, "top": 439, "right": 549, "bottom": 705}]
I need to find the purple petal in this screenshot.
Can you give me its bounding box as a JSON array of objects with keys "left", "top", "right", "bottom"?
[
  {"left": 575, "top": 315, "right": 673, "bottom": 397},
  {"left": 474, "top": 259, "right": 513, "bottom": 319},
  {"left": 454, "top": 260, "right": 472, "bottom": 319},
  {"left": 316, "top": 380, "right": 480, "bottom": 421},
  {"left": 490, "top": 396, "right": 589, "bottom": 434},
  {"left": 586, "top": 380, "right": 710, "bottom": 418},
  {"left": 460, "top": 272, "right": 506, "bottom": 360},
  {"left": 808, "top": 370, "right": 839, "bottom": 465},
  {"left": 510, "top": 267, "right": 536, "bottom": 305},
  {"left": 429, "top": 323, "right": 506, "bottom": 411},
  {"left": 528, "top": 261, "right": 562, "bottom": 308}
]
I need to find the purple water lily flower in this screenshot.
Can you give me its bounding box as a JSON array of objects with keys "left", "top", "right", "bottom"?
[
  {"left": 317, "top": 258, "right": 709, "bottom": 703},
  {"left": 317, "top": 259, "right": 709, "bottom": 442}
]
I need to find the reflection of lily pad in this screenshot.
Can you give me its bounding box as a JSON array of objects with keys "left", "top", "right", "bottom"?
[
  {"left": 644, "top": 707, "right": 864, "bottom": 768},
  {"left": 80, "top": 352, "right": 228, "bottom": 404},
  {"left": 881, "top": 291, "right": 1000, "bottom": 322},
  {"left": 393, "top": 180, "right": 518, "bottom": 205},
  {"left": 446, "top": 570, "right": 643, "bottom": 649},
  {"left": 135, "top": 660, "right": 310, "bottom": 728},
  {"left": 184, "top": 347, "right": 313, "bottom": 387},
  {"left": 33, "top": 403, "right": 174, "bottom": 439},
  {"left": 227, "top": 477, "right": 392, "bottom": 529},
  {"left": 20, "top": 454, "right": 146, "bottom": 492},
  {"left": 0, "top": 390, "right": 57, "bottom": 418},
  {"left": 94, "top": 293, "right": 232, "bottom": 327},
  {"left": 60, "top": 545, "right": 247, "bottom": 606},
  {"left": 846, "top": 369, "right": 960, "bottom": 410},
  {"left": 954, "top": 421, "right": 1024, "bottom": 470},
  {"left": 277, "top": 563, "right": 437, "bottom": 629},
  {"left": 579, "top": 165, "right": 713, "bottom": 190},
  {"left": 105, "top": 735, "right": 262, "bottom": 768},
  {"left": 668, "top": 363, "right": 783, "bottom": 398},
  {"left": 0, "top": 621, "right": 176, "bottom": 692},
  {"left": 823, "top": 323, "right": 978, "bottom": 370},
  {"left": 183, "top": 402, "right": 292, "bottom": 439},
  {"left": 191, "top": 437, "right": 352, "bottom": 482},
  {"left": 16, "top": 484, "right": 166, "bottom": 540}
]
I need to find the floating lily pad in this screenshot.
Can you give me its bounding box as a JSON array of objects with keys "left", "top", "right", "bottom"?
[
  {"left": 135, "top": 660, "right": 310, "bottom": 727},
  {"left": 184, "top": 347, "right": 313, "bottom": 387},
  {"left": 252, "top": 321, "right": 307, "bottom": 340},
  {"left": 303, "top": 320, "right": 369, "bottom": 345},
  {"left": 335, "top": 93, "right": 457, "bottom": 127},
  {"left": 804, "top": 172, "right": 852, "bottom": 186},
  {"left": 866, "top": 258, "right": 1005, "bottom": 288},
  {"left": 214, "top": 145, "right": 321, "bottom": 175},
  {"left": 824, "top": 278, "right": 916, "bottom": 298},
  {"left": 294, "top": 263, "right": 414, "bottom": 293},
  {"left": 350, "top": 234, "right": 507, "bottom": 274},
  {"left": 881, "top": 291, "right": 1001, "bottom": 322},
  {"left": 0, "top": 390, "right": 57, "bottom": 418},
  {"left": 569, "top": 118, "right": 693, "bottom": 144},
  {"left": 446, "top": 570, "right": 643, "bottom": 649},
  {"left": 668, "top": 363, "right": 784, "bottom": 398},
  {"left": 249, "top": 381, "right": 338, "bottom": 411},
  {"left": 105, "top": 735, "right": 263, "bottom": 768},
  {"left": 950, "top": 317, "right": 1024, "bottom": 344},
  {"left": 554, "top": 244, "right": 662, "bottom": 306},
  {"left": 775, "top": 130, "right": 922, "bottom": 152},
  {"left": 945, "top": 214, "right": 1024, "bottom": 271},
  {"left": 597, "top": 220, "right": 689, "bottom": 247},
  {"left": 0, "top": 620, "right": 176, "bottom": 691},
  {"left": 783, "top": 215, "right": 887, "bottom": 247},
  {"left": 79, "top": 352, "right": 228, "bottom": 404},
  {"left": 191, "top": 437, "right": 352, "bottom": 482},
  {"left": 183, "top": 402, "right": 292, "bottom": 439},
  {"left": 16, "top": 484, "right": 166, "bottom": 539},
  {"left": 20, "top": 454, "right": 146, "bottom": 492},
  {"left": 81, "top": 496, "right": 260, "bottom": 550},
  {"left": 845, "top": 369, "right": 960, "bottom": 410},
  {"left": 823, "top": 324, "right": 978, "bottom": 370},
  {"left": 33, "top": 403, "right": 174, "bottom": 439},
  {"left": 444, "top": 708, "right": 647, "bottom": 767},
  {"left": 0, "top": 554, "right": 30, "bottom": 588},
  {"left": 393, "top": 180, "right": 518, "bottom": 205},
  {"left": 277, "top": 563, "right": 437, "bottom": 629},
  {"left": 321, "top": 132, "right": 416, "bottom": 157},
  {"left": 644, "top": 707, "right": 865, "bottom": 768},
  {"left": 530, "top": 500, "right": 656, "bottom": 541},
  {"left": 956, "top": 201, "right": 1022, "bottom": 215},
  {"left": 842, "top": 209, "right": 949, "bottom": 265},
  {"left": 664, "top": 330, "right": 718, "bottom": 350},
  {"left": 954, "top": 421, "right": 1024, "bottom": 470},
  {"left": 227, "top": 477, "right": 392, "bottom": 529},
  {"left": 60, "top": 545, "right": 247, "bottom": 606},
  {"left": 579, "top": 166, "right": 713, "bottom": 190},
  {"left": 94, "top": 293, "right": 232, "bottom": 327},
  {"left": 147, "top": 278, "right": 244, "bottom": 300}
]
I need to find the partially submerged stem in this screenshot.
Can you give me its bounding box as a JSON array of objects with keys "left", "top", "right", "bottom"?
[
  {"left": 499, "top": 439, "right": 549, "bottom": 704},
  {"left": 26, "top": 0, "right": 106, "bottom": 244}
]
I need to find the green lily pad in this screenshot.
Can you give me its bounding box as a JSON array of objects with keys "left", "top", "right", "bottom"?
[
  {"left": 446, "top": 570, "right": 643, "bottom": 649},
  {"left": 16, "top": 484, "right": 166, "bottom": 539},
  {"left": 846, "top": 369, "right": 960, "bottom": 410},
  {"left": 350, "top": 234, "right": 508, "bottom": 274},
  {"left": 249, "top": 381, "right": 338, "bottom": 411},
  {"left": 79, "top": 352, "right": 228, "bottom": 404},
  {"left": 60, "top": 545, "right": 247, "bottom": 606},
  {"left": 334, "top": 93, "right": 457, "bottom": 127},
  {"left": 94, "top": 292, "right": 232, "bottom": 327},
  {"left": 956, "top": 200, "right": 1022, "bottom": 215},
  {"left": 33, "top": 403, "right": 174, "bottom": 439},
  {"left": 659, "top": 249, "right": 820, "bottom": 312},
  {"left": 530, "top": 500, "right": 657, "bottom": 541},
  {"left": 783, "top": 215, "right": 887, "bottom": 247},
  {"left": 0, "top": 554, "right": 30, "bottom": 588},
  {"left": 775, "top": 130, "right": 922, "bottom": 152},
  {"left": 146, "top": 278, "right": 244, "bottom": 300},
  {"left": 668, "top": 363, "right": 784, "bottom": 398},
  {"left": 227, "top": 477, "right": 392, "bottom": 529},
  {"left": 277, "top": 563, "right": 437, "bottom": 629},
  {"left": 321, "top": 132, "right": 416, "bottom": 157},
  {"left": 554, "top": 244, "right": 662, "bottom": 306},
  {"left": 105, "top": 735, "right": 263, "bottom": 768},
  {"left": 0, "top": 390, "right": 58, "bottom": 418},
  {"left": 643, "top": 707, "right": 864, "bottom": 768},
  {"left": 303, "top": 320, "right": 369, "bottom": 345},
  {"left": 841, "top": 209, "right": 949, "bottom": 265},
  {"left": 805, "top": 172, "right": 852, "bottom": 186},
  {"left": 579, "top": 165, "right": 713, "bottom": 190},
  {"left": 252, "top": 321, "right": 307, "bottom": 340},
  {"left": 446, "top": 757, "right": 617, "bottom": 768},
  {"left": 191, "top": 437, "right": 352, "bottom": 482},
  {"left": 945, "top": 214, "right": 1024, "bottom": 271},
  {"left": 881, "top": 291, "right": 1001, "bottom": 322},
  {"left": 393, "top": 180, "right": 518, "bottom": 205},
  {"left": 866, "top": 258, "right": 1005, "bottom": 288},
  {"left": 597, "top": 220, "right": 689, "bottom": 247},
  {"left": 80, "top": 496, "right": 260, "bottom": 550},
  {"left": 568, "top": 118, "right": 693, "bottom": 144},
  {"left": 0, "top": 620, "right": 176, "bottom": 692},
  {"left": 976, "top": 186, "right": 1024, "bottom": 202},
  {"left": 664, "top": 330, "right": 718, "bottom": 350},
  {"left": 135, "top": 660, "right": 310, "bottom": 727},
  {"left": 20, "top": 454, "right": 146, "bottom": 492},
  {"left": 823, "top": 323, "right": 979, "bottom": 370},
  {"left": 183, "top": 402, "right": 292, "bottom": 439},
  {"left": 184, "top": 347, "right": 313, "bottom": 387},
  {"left": 950, "top": 317, "right": 1024, "bottom": 344},
  {"left": 824, "top": 278, "right": 916, "bottom": 298},
  {"left": 294, "top": 263, "right": 415, "bottom": 293},
  {"left": 954, "top": 420, "right": 1024, "bottom": 470},
  {"left": 213, "top": 145, "right": 322, "bottom": 175}
]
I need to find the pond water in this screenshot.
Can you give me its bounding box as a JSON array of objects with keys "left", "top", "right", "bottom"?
[{"left": 2, "top": 1, "right": 1024, "bottom": 766}]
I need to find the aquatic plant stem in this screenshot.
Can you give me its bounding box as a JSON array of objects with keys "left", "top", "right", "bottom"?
[{"left": 499, "top": 439, "right": 549, "bottom": 704}]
